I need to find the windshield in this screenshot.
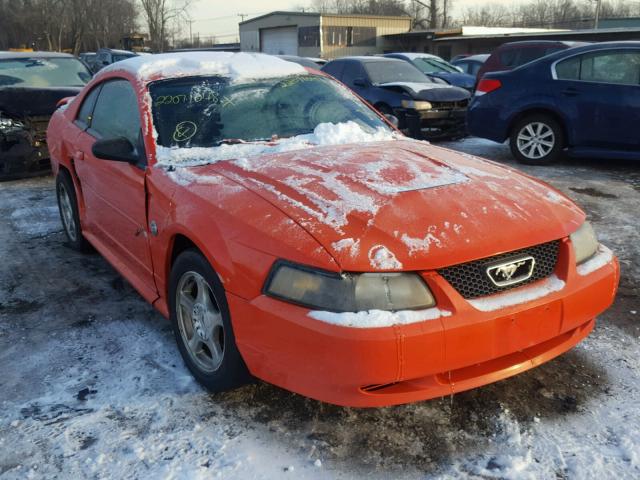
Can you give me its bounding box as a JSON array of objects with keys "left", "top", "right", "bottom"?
[
  {"left": 364, "top": 61, "right": 430, "bottom": 84},
  {"left": 412, "top": 57, "right": 459, "bottom": 74},
  {"left": 149, "top": 74, "right": 391, "bottom": 148},
  {"left": 0, "top": 57, "right": 91, "bottom": 88}
]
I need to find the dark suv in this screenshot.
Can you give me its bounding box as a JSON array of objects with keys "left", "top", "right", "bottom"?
[{"left": 477, "top": 41, "right": 587, "bottom": 80}]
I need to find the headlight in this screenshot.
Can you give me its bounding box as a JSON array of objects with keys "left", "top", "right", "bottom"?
[
  {"left": 264, "top": 261, "right": 435, "bottom": 312},
  {"left": 401, "top": 100, "right": 432, "bottom": 110},
  {"left": 0, "top": 113, "right": 24, "bottom": 131},
  {"left": 570, "top": 222, "right": 598, "bottom": 264}
]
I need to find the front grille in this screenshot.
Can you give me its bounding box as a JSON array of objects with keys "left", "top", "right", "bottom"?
[
  {"left": 431, "top": 99, "right": 469, "bottom": 110},
  {"left": 437, "top": 240, "right": 560, "bottom": 299}
]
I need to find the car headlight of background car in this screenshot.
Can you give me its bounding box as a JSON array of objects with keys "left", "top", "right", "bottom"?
[
  {"left": 0, "top": 112, "right": 25, "bottom": 133},
  {"left": 570, "top": 221, "right": 599, "bottom": 264},
  {"left": 401, "top": 100, "right": 432, "bottom": 111},
  {"left": 264, "top": 261, "right": 435, "bottom": 312}
]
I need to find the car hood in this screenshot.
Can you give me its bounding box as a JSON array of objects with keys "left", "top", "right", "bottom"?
[
  {"left": 0, "top": 86, "right": 82, "bottom": 118},
  {"left": 377, "top": 82, "right": 470, "bottom": 102},
  {"left": 430, "top": 72, "right": 476, "bottom": 89},
  {"left": 205, "top": 140, "right": 584, "bottom": 271}
]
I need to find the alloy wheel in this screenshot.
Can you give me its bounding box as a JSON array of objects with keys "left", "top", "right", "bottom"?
[
  {"left": 516, "top": 122, "right": 555, "bottom": 160},
  {"left": 175, "top": 271, "right": 225, "bottom": 373},
  {"left": 57, "top": 182, "right": 77, "bottom": 242}
]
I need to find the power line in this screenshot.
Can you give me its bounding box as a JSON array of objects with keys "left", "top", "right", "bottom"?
[{"left": 191, "top": 11, "right": 269, "bottom": 23}]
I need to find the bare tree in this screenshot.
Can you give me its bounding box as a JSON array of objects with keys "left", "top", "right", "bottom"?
[{"left": 139, "top": 0, "right": 191, "bottom": 52}]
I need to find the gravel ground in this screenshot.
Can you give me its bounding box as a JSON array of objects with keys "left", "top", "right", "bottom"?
[{"left": 0, "top": 138, "right": 638, "bottom": 479}]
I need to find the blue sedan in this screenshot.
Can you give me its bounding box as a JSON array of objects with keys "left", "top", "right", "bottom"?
[{"left": 467, "top": 42, "right": 640, "bottom": 164}]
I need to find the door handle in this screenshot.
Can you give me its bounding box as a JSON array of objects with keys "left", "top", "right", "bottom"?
[
  {"left": 562, "top": 87, "right": 579, "bottom": 97},
  {"left": 73, "top": 151, "right": 84, "bottom": 161}
]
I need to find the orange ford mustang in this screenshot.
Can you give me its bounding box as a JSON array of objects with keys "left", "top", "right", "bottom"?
[{"left": 47, "top": 53, "right": 619, "bottom": 407}]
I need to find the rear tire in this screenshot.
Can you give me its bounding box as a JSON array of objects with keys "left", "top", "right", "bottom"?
[
  {"left": 169, "top": 249, "right": 252, "bottom": 393},
  {"left": 510, "top": 114, "right": 564, "bottom": 165},
  {"left": 56, "top": 170, "right": 91, "bottom": 252}
]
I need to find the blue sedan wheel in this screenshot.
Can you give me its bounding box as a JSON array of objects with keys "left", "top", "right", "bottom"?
[{"left": 510, "top": 114, "right": 564, "bottom": 165}]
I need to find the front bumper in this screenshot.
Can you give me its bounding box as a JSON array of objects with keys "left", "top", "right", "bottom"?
[
  {"left": 229, "top": 240, "right": 619, "bottom": 407},
  {"left": 398, "top": 107, "right": 467, "bottom": 140},
  {"left": 1, "top": 128, "right": 51, "bottom": 181}
]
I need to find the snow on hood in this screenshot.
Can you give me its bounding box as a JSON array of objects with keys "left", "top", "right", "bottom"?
[
  {"left": 155, "top": 121, "right": 400, "bottom": 167},
  {"left": 102, "top": 51, "right": 307, "bottom": 83},
  {"left": 377, "top": 81, "right": 455, "bottom": 94},
  {"left": 203, "top": 141, "right": 584, "bottom": 272}
]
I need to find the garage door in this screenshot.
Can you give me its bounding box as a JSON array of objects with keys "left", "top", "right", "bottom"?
[{"left": 260, "top": 27, "right": 298, "bottom": 56}]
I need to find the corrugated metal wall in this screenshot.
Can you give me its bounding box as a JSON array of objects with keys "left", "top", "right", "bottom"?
[{"left": 321, "top": 15, "right": 412, "bottom": 59}]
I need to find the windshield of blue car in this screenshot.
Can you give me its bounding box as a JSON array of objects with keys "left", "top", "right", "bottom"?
[
  {"left": 0, "top": 58, "right": 91, "bottom": 88},
  {"left": 149, "top": 74, "right": 392, "bottom": 148},
  {"left": 364, "top": 61, "right": 431, "bottom": 84},
  {"left": 412, "top": 57, "right": 459, "bottom": 74}
]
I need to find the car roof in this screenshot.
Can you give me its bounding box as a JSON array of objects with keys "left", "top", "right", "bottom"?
[
  {"left": 541, "top": 40, "right": 640, "bottom": 60},
  {"left": 454, "top": 54, "right": 490, "bottom": 63},
  {"left": 98, "top": 51, "right": 309, "bottom": 84},
  {"left": 331, "top": 56, "right": 404, "bottom": 64},
  {"left": 498, "top": 40, "right": 587, "bottom": 48},
  {"left": 98, "top": 48, "right": 136, "bottom": 55},
  {"left": 0, "top": 51, "right": 76, "bottom": 60},
  {"left": 385, "top": 52, "right": 440, "bottom": 60},
  {"left": 276, "top": 55, "right": 319, "bottom": 68}
]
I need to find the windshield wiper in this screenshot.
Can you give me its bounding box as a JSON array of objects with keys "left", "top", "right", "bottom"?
[{"left": 213, "top": 137, "right": 273, "bottom": 146}]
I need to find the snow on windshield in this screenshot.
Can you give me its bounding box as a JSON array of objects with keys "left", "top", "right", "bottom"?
[{"left": 155, "top": 121, "right": 400, "bottom": 167}]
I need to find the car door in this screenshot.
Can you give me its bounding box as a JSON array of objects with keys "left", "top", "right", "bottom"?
[
  {"left": 72, "top": 78, "right": 157, "bottom": 299},
  {"left": 553, "top": 48, "right": 640, "bottom": 151}
]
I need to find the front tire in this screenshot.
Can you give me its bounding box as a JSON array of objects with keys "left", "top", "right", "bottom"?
[
  {"left": 56, "top": 171, "right": 90, "bottom": 252},
  {"left": 169, "top": 249, "right": 251, "bottom": 392},
  {"left": 510, "top": 114, "right": 564, "bottom": 165}
]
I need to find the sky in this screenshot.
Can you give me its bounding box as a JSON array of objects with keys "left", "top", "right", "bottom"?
[{"left": 187, "top": 0, "right": 531, "bottom": 42}]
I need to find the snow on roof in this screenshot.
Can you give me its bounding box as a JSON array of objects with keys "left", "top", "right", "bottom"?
[
  {"left": 389, "top": 52, "right": 441, "bottom": 60},
  {"left": 101, "top": 52, "right": 307, "bottom": 83}
]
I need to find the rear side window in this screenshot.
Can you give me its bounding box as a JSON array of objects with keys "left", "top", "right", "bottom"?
[
  {"left": 556, "top": 50, "right": 640, "bottom": 85},
  {"left": 89, "top": 79, "right": 141, "bottom": 146},
  {"left": 75, "top": 85, "right": 101, "bottom": 129},
  {"left": 555, "top": 56, "right": 580, "bottom": 80}
]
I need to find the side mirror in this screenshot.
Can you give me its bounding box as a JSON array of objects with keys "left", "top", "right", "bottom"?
[
  {"left": 384, "top": 114, "right": 399, "bottom": 128},
  {"left": 92, "top": 137, "right": 139, "bottom": 163},
  {"left": 353, "top": 78, "right": 367, "bottom": 88}
]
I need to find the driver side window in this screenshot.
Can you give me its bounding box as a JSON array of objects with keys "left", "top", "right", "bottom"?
[{"left": 90, "top": 79, "right": 141, "bottom": 147}]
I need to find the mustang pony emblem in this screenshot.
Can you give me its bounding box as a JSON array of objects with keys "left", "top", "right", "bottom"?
[{"left": 486, "top": 256, "right": 536, "bottom": 287}]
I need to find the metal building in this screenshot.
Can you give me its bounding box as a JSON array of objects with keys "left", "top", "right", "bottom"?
[{"left": 239, "top": 11, "right": 411, "bottom": 59}]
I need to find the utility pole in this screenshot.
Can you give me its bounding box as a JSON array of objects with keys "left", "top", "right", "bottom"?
[
  {"left": 238, "top": 13, "right": 248, "bottom": 23},
  {"left": 187, "top": 19, "right": 195, "bottom": 45},
  {"left": 594, "top": 0, "right": 602, "bottom": 29}
]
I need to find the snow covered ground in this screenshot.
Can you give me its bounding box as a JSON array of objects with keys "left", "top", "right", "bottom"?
[{"left": 1, "top": 138, "right": 639, "bottom": 479}]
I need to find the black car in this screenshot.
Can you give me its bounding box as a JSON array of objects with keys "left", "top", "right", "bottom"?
[
  {"left": 322, "top": 56, "right": 470, "bottom": 140},
  {"left": 79, "top": 52, "right": 98, "bottom": 71},
  {"left": 0, "top": 51, "right": 91, "bottom": 180},
  {"left": 92, "top": 48, "right": 138, "bottom": 73}
]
